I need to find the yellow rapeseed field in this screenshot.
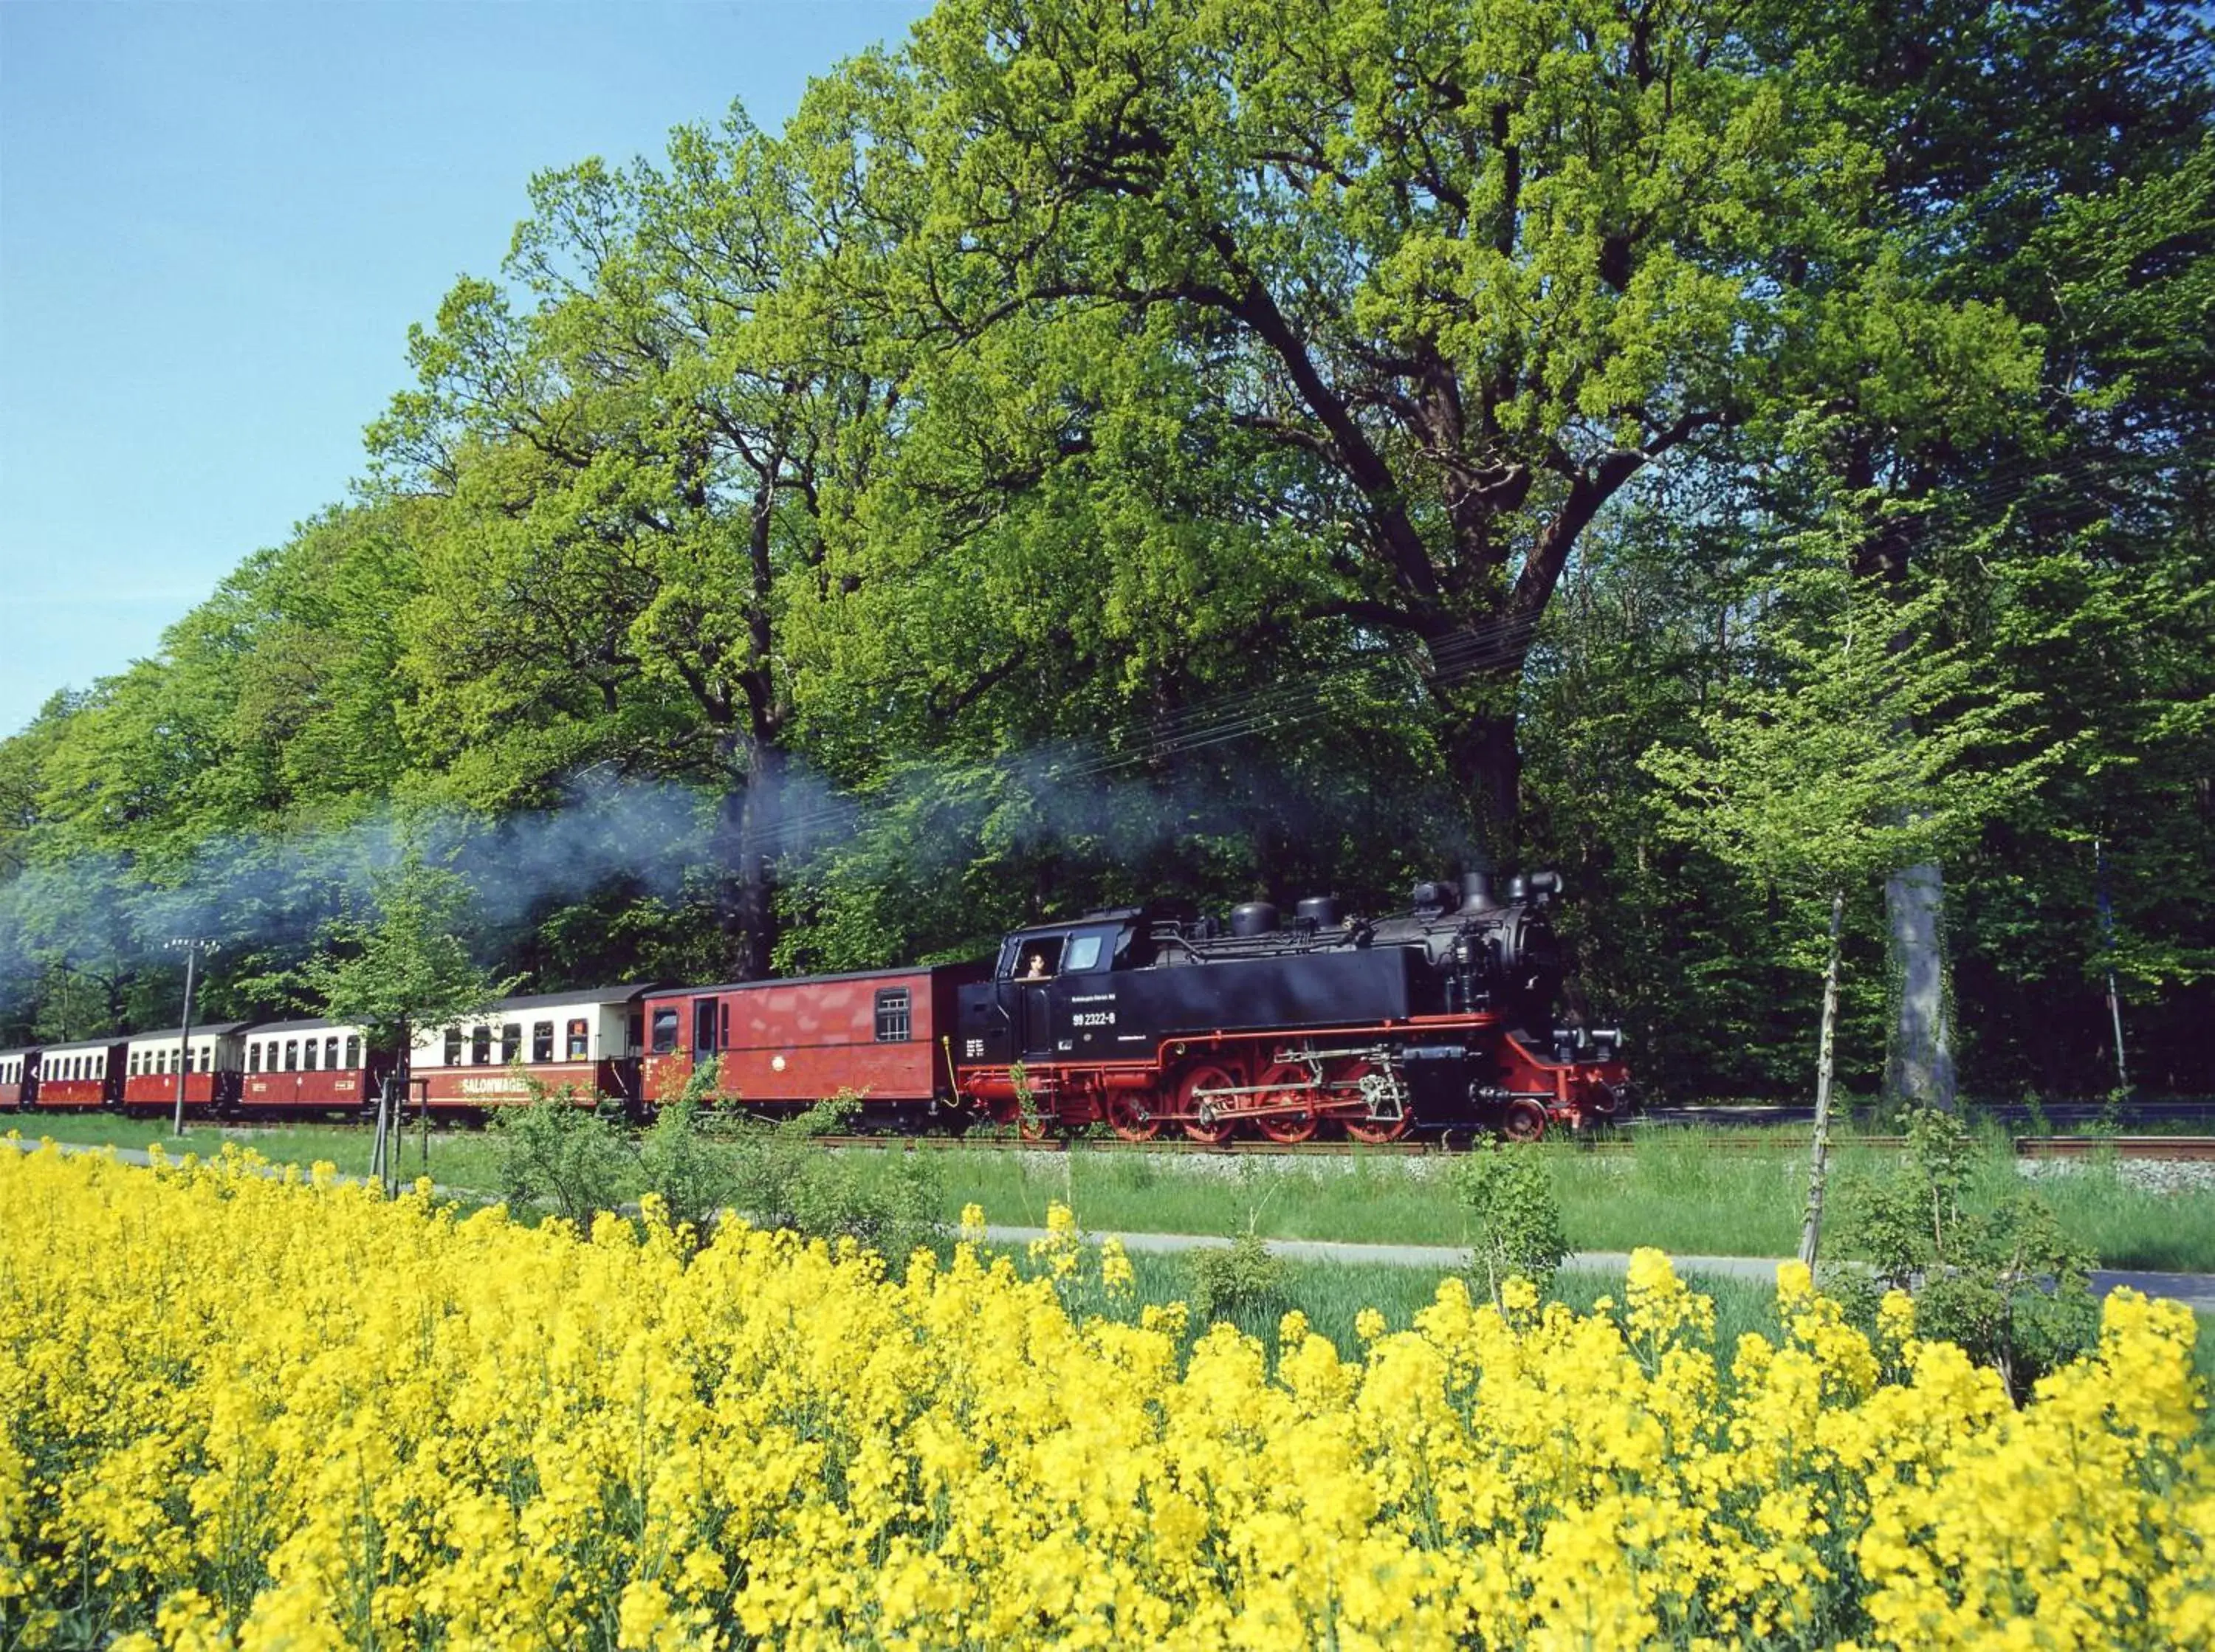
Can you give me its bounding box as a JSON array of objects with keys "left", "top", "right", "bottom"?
[{"left": 1, "top": 1140, "right": 2209, "bottom": 1651}]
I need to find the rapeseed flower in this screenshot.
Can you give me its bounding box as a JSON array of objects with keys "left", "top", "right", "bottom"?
[{"left": 0, "top": 1143, "right": 2207, "bottom": 1650}]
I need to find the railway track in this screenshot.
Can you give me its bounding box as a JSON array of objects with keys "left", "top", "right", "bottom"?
[{"left": 806, "top": 1132, "right": 2215, "bottom": 1161}]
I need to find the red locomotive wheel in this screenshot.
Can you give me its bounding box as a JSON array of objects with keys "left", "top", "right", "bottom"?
[
  {"left": 1176, "top": 1061, "right": 1241, "bottom": 1146},
  {"left": 1343, "top": 1114, "right": 1410, "bottom": 1145},
  {"left": 1103, "top": 1089, "right": 1163, "bottom": 1143},
  {"left": 1333, "top": 1059, "right": 1410, "bottom": 1144},
  {"left": 1252, "top": 1061, "right": 1318, "bottom": 1144},
  {"left": 1500, "top": 1098, "right": 1548, "bottom": 1143}
]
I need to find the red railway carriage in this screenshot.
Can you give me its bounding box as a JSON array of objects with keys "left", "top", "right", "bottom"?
[
  {"left": 120, "top": 1023, "right": 253, "bottom": 1116},
  {"left": 411, "top": 985, "right": 658, "bottom": 1111},
  {"left": 641, "top": 966, "right": 986, "bottom": 1112},
  {"left": 0, "top": 1049, "right": 37, "bottom": 1112},
  {"left": 31, "top": 1038, "right": 125, "bottom": 1110},
  {"left": 238, "top": 1019, "right": 388, "bottom": 1115}
]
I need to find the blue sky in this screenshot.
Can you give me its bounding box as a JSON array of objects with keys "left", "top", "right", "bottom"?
[{"left": 0, "top": 0, "right": 931, "bottom": 739}]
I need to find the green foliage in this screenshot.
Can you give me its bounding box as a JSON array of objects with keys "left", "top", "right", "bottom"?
[
  {"left": 1450, "top": 1142, "right": 1570, "bottom": 1306},
  {"left": 490, "top": 1082, "right": 634, "bottom": 1226},
  {"left": 1833, "top": 1108, "right": 2101, "bottom": 1395},
  {"left": 302, "top": 839, "right": 509, "bottom": 1050},
  {"left": 1187, "top": 1230, "right": 1289, "bottom": 1326},
  {"left": 1642, "top": 560, "right": 2053, "bottom": 913},
  {"left": 721, "top": 1092, "right": 945, "bottom": 1259},
  {"left": 0, "top": 0, "right": 2208, "bottom": 1100},
  {"left": 634, "top": 1066, "right": 741, "bottom": 1239}
]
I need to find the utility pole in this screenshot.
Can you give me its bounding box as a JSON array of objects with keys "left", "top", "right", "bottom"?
[{"left": 165, "top": 938, "right": 218, "bottom": 1137}]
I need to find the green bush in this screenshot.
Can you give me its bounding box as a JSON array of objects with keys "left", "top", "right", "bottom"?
[
  {"left": 636, "top": 1088, "right": 738, "bottom": 1241},
  {"left": 723, "top": 1092, "right": 944, "bottom": 1260},
  {"left": 1451, "top": 1140, "right": 1570, "bottom": 1304},
  {"left": 490, "top": 1079, "right": 633, "bottom": 1225},
  {"left": 1187, "top": 1230, "right": 1289, "bottom": 1324},
  {"left": 1833, "top": 1107, "right": 2100, "bottom": 1396}
]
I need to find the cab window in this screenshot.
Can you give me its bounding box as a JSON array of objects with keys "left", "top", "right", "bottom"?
[
  {"left": 1063, "top": 934, "right": 1105, "bottom": 974},
  {"left": 1014, "top": 938, "right": 1063, "bottom": 981}
]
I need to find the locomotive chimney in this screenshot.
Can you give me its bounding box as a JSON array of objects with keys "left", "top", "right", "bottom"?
[{"left": 1459, "top": 871, "right": 1494, "bottom": 912}]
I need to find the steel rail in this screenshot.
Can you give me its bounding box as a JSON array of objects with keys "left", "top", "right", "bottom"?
[{"left": 793, "top": 1132, "right": 2215, "bottom": 1161}]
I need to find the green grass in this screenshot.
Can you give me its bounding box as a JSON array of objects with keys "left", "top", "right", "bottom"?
[
  {"left": 13, "top": 1112, "right": 2215, "bottom": 1272},
  {"left": 4, "top": 1115, "right": 514, "bottom": 1197}
]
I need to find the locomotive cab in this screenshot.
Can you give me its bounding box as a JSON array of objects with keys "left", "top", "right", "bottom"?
[{"left": 964, "top": 910, "right": 1147, "bottom": 1065}]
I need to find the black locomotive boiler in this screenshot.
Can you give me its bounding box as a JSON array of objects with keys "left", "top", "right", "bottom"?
[{"left": 952, "top": 870, "right": 1628, "bottom": 1142}]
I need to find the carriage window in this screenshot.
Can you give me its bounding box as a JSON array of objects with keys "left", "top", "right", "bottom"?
[
  {"left": 323, "top": 1036, "right": 339, "bottom": 1069},
  {"left": 249, "top": 1042, "right": 262, "bottom": 1073},
  {"left": 532, "top": 1021, "right": 554, "bottom": 1062},
  {"left": 1063, "top": 935, "right": 1104, "bottom": 973},
  {"left": 500, "top": 1023, "right": 521, "bottom": 1064},
  {"left": 568, "top": 1018, "right": 590, "bottom": 1059},
  {"left": 303, "top": 1039, "right": 319, "bottom": 1072},
  {"left": 130, "top": 1052, "right": 141, "bottom": 1077},
  {"left": 874, "top": 988, "right": 911, "bottom": 1044},
  {"left": 284, "top": 1039, "right": 298, "bottom": 1071},
  {"left": 471, "top": 1026, "right": 492, "bottom": 1065},
  {"left": 345, "top": 1035, "right": 360, "bottom": 1068},
  {"left": 626, "top": 1013, "right": 643, "bottom": 1056},
  {"left": 693, "top": 999, "right": 718, "bottom": 1056},
  {"left": 444, "top": 1028, "right": 463, "bottom": 1066},
  {"left": 650, "top": 1008, "right": 679, "bottom": 1055}
]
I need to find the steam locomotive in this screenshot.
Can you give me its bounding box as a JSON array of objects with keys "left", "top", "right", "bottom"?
[
  {"left": 644, "top": 869, "right": 1628, "bottom": 1142},
  {"left": 4, "top": 870, "right": 1628, "bottom": 1143}
]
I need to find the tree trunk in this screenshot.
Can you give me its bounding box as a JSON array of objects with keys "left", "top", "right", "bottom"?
[
  {"left": 731, "top": 736, "right": 783, "bottom": 981},
  {"left": 1886, "top": 859, "right": 1956, "bottom": 1111},
  {"left": 1799, "top": 887, "right": 1847, "bottom": 1268},
  {"left": 1450, "top": 705, "right": 1522, "bottom": 869}
]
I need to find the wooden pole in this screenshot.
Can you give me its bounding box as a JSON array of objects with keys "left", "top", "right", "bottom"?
[{"left": 1799, "top": 887, "right": 1846, "bottom": 1268}]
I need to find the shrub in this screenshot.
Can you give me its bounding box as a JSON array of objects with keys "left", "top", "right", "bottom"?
[
  {"left": 489, "top": 1079, "right": 633, "bottom": 1225},
  {"left": 724, "top": 1092, "right": 944, "bottom": 1258},
  {"left": 1451, "top": 1139, "right": 1570, "bottom": 1304},
  {"left": 635, "top": 1091, "right": 738, "bottom": 1242},
  {"left": 1833, "top": 1105, "right": 2100, "bottom": 1394},
  {"left": 1188, "top": 1229, "right": 1288, "bottom": 1324}
]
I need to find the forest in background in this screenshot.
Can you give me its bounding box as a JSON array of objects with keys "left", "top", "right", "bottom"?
[{"left": 1, "top": 0, "right": 2208, "bottom": 1103}]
